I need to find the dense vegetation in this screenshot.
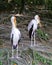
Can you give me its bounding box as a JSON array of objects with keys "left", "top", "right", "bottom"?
[{"left": 0, "top": 0, "right": 52, "bottom": 12}]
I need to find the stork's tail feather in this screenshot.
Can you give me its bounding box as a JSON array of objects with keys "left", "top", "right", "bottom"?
[
  {"left": 13, "top": 45, "right": 17, "bottom": 49},
  {"left": 29, "top": 24, "right": 33, "bottom": 39}
]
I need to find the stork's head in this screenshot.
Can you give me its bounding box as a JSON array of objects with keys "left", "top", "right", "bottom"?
[
  {"left": 11, "top": 16, "right": 17, "bottom": 27},
  {"left": 34, "top": 15, "right": 42, "bottom": 27}
]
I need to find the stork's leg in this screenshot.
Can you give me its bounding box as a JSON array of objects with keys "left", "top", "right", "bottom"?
[
  {"left": 22, "top": 43, "right": 23, "bottom": 47},
  {"left": 16, "top": 45, "right": 19, "bottom": 58},
  {"left": 34, "top": 33, "right": 36, "bottom": 46},
  {"left": 31, "top": 35, "right": 33, "bottom": 47},
  {"left": 12, "top": 46, "right": 14, "bottom": 58}
]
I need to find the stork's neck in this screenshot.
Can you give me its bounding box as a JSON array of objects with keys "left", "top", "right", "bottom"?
[{"left": 12, "top": 22, "right": 16, "bottom": 29}]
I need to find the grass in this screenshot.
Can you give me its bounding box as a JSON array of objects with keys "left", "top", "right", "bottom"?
[
  {"left": 21, "top": 48, "right": 52, "bottom": 65},
  {"left": 33, "top": 51, "right": 52, "bottom": 65},
  {"left": 0, "top": 48, "right": 52, "bottom": 65}
]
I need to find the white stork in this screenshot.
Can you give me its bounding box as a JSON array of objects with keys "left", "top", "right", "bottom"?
[
  {"left": 28, "top": 15, "right": 41, "bottom": 47},
  {"left": 10, "top": 16, "right": 21, "bottom": 58}
]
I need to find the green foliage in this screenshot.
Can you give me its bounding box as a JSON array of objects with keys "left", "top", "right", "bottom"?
[
  {"left": 34, "top": 0, "right": 45, "bottom": 5},
  {"left": 36, "top": 29, "right": 49, "bottom": 41},
  {"left": 10, "top": 0, "right": 21, "bottom": 6},
  {"left": 0, "top": 2, "right": 13, "bottom": 11},
  {"left": 11, "top": 61, "right": 18, "bottom": 65},
  {"left": 47, "top": 0, "right": 52, "bottom": 9},
  {"left": 0, "top": 61, "right": 2, "bottom": 65}
]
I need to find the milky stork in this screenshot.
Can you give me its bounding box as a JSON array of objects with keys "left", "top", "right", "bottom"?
[
  {"left": 28, "top": 15, "right": 41, "bottom": 47},
  {"left": 10, "top": 16, "right": 21, "bottom": 58}
]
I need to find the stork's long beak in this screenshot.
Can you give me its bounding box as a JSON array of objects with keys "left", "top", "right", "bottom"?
[
  {"left": 15, "top": 13, "right": 23, "bottom": 16},
  {"left": 38, "top": 16, "right": 42, "bottom": 27},
  {"left": 39, "top": 22, "right": 42, "bottom": 27}
]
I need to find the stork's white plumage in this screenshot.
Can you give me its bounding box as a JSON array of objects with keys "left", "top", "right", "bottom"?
[
  {"left": 28, "top": 15, "right": 41, "bottom": 47},
  {"left": 10, "top": 16, "right": 21, "bottom": 58}
]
